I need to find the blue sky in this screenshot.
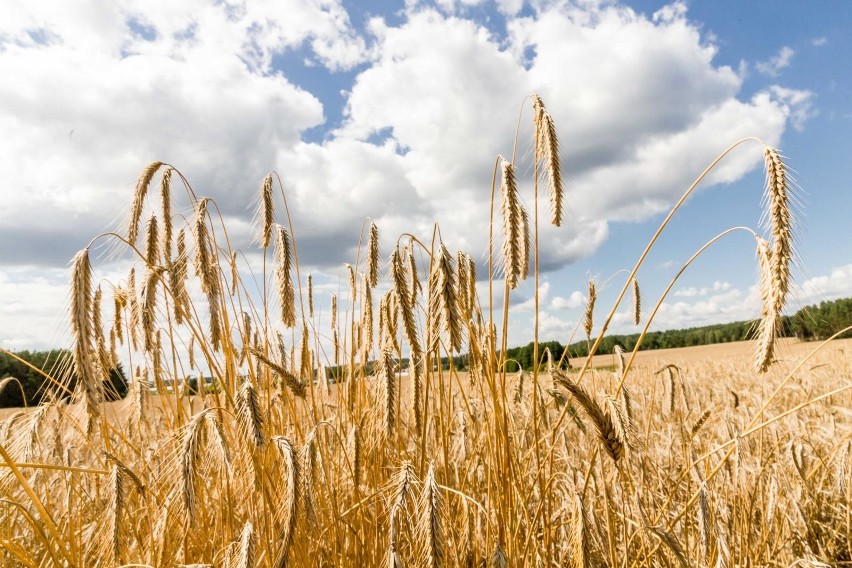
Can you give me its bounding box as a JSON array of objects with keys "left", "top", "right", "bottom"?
[{"left": 0, "top": 0, "right": 850, "bottom": 351}]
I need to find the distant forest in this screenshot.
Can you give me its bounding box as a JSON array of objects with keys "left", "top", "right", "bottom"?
[
  {"left": 503, "top": 296, "right": 852, "bottom": 371},
  {"left": 0, "top": 350, "right": 127, "bottom": 407}
]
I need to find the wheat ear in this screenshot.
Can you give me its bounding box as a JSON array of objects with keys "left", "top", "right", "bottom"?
[
  {"left": 532, "top": 95, "right": 564, "bottom": 227},
  {"left": 368, "top": 222, "right": 380, "bottom": 287},
  {"left": 259, "top": 174, "right": 274, "bottom": 248},
  {"left": 128, "top": 161, "right": 164, "bottom": 244},
  {"left": 378, "top": 344, "right": 397, "bottom": 439},
  {"left": 754, "top": 238, "right": 776, "bottom": 373},
  {"left": 583, "top": 279, "right": 596, "bottom": 342},
  {"left": 106, "top": 463, "right": 124, "bottom": 565},
  {"left": 418, "top": 463, "right": 444, "bottom": 568},
  {"left": 273, "top": 436, "right": 300, "bottom": 568},
  {"left": 275, "top": 225, "right": 296, "bottom": 327},
  {"left": 631, "top": 277, "right": 641, "bottom": 325},
  {"left": 70, "top": 248, "right": 101, "bottom": 415},
  {"left": 500, "top": 159, "right": 523, "bottom": 289},
  {"left": 428, "top": 243, "right": 462, "bottom": 352},
  {"left": 237, "top": 378, "right": 264, "bottom": 447},
  {"left": 553, "top": 370, "right": 624, "bottom": 462},
  {"left": 234, "top": 521, "right": 255, "bottom": 568}
]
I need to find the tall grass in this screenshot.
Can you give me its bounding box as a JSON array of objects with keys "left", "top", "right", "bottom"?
[{"left": 1, "top": 96, "right": 850, "bottom": 567}]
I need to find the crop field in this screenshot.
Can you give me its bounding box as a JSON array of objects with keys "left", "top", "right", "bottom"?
[{"left": 1, "top": 96, "right": 850, "bottom": 567}]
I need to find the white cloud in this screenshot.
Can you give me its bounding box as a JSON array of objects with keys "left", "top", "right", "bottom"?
[
  {"left": 796, "top": 264, "right": 852, "bottom": 306},
  {"left": 552, "top": 290, "right": 585, "bottom": 310},
  {"left": 769, "top": 85, "right": 816, "bottom": 131},
  {"left": 812, "top": 37, "right": 827, "bottom": 47},
  {"left": 755, "top": 46, "right": 795, "bottom": 77}
]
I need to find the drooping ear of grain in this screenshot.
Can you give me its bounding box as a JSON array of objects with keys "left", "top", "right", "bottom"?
[
  {"left": 570, "top": 492, "right": 590, "bottom": 568},
  {"left": 368, "top": 222, "right": 380, "bottom": 288},
  {"left": 428, "top": 244, "right": 462, "bottom": 352},
  {"left": 193, "top": 198, "right": 223, "bottom": 350},
  {"left": 170, "top": 228, "right": 191, "bottom": 325},
  {"left": 553, "top": 370, "right": 624, "bottom": 463},
  {"left": 301, "top": 427, "right": 318, "bottom": 524},
  {"left": 235, "top": 521, "right": 256, "bottom": 568},
  {"left": 406, "top": 242, "right": 422, "bottom": 305},
  {"left": 754, "top": 238, "right": 776, "bottom": 373},
  {"left": 237, "top": 378, "right": 264, "bottom": 447},
  {"left": 418, "top": 463, "right": 444, "bottom": 568},
  {"left": 180, "top": 412, "right": 207, "bottom": 526},
  {"left": 489, "top": 543, "right": 508, "bottom": 568},
  {"left": 106, "top": 464, "right": 125, "bottom": 565},
  {"left": 128, "top": 161, "right": 164, "bottom": 245},
  {"left": 532, "top": 95, "right": 564, "bottom": 227},
  {"left": 273, "top": 436, "right": 300, "bottom": 568},
  {"left": 275, "top": 225, "right": 296, "bottom": 328},
  {"left": 252, "top": 348, "right": 306, "bottom": 398},
  {"left": 70, "top": 248, "right": 101, "bottom": 416},
  {"left": 391, "top": 247, "right": 422, "bottom": 357}
]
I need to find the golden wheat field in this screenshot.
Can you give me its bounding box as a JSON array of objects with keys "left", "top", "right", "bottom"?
[{"left": 1, "top": 95, "right": 850, "bottom": 567}]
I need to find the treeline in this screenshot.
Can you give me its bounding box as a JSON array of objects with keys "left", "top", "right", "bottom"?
[
  {"left": 504, "top": 296, "right": 852, "bottom": 369},
  {"left": 0, "top": 350, "right": 127, "bottom": 408},
  {"left": 788, "top": 296, "right": 852, "bottom": 340}
]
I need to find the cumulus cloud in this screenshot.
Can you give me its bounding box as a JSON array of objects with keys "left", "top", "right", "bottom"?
[
  {"left": 552, "top": 290, "right": 585, "bottom": 310},
  {"left": 796, "top": 264, "right": 852, "bottom": 305}
]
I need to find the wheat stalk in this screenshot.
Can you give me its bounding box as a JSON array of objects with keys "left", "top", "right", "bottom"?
[{"left": 307, "top": 273, "right": 314, "bottom": 319}]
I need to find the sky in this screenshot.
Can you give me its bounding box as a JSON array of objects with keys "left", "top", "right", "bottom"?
[{"left": 1, "top": 0, "right": 850, "bottom": 354}]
